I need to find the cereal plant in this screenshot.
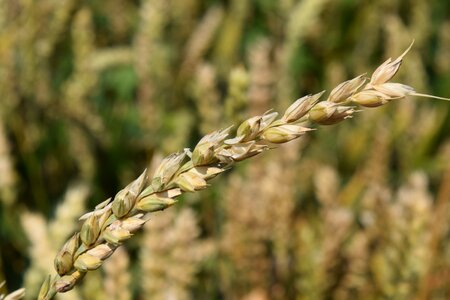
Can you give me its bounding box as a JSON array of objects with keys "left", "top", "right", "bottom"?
[{"left": 0, "top": 1, "right": 449, "bottom": 299}]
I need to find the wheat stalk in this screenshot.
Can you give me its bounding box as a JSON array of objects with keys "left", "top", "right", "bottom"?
[
  {"left": 37, "top": 43, "right": 449, "bottom": 299},
  {"left": 0, "top": 282, "right": 25, "bottom": 300}
]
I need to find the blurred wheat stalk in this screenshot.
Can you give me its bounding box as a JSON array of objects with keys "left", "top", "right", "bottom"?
[{"left": 0, "top": 281, "right": 25, "bottom": 300}]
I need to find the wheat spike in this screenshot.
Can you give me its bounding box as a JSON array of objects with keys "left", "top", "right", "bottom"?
[{"left": 38, "top": 44, "right": 449, "bottom": 300}]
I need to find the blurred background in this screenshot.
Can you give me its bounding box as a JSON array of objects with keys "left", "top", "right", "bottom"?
[{"left": 0, "top": 0, "right": 449, "bottom": 299}]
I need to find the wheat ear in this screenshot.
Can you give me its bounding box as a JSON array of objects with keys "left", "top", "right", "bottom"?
[{"left": 38, "top": 44, "right": 449, "bottom": 300}]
